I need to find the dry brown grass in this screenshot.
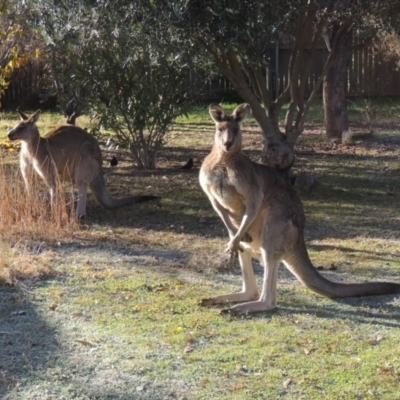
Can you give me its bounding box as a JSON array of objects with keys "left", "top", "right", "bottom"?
[
  {"left": 0, "top": 155, "right": 78, "bottom": 236},
  {"left": 0, "top": 144, "right": 79, "bottom": 284},
  {"left": 0, "top": 240, "right": 55, "bottom": 285}
]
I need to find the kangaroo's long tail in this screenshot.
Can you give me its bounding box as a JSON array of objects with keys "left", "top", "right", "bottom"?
[{"left": 284, "top": 240, "right": 400, "bottom": 298}]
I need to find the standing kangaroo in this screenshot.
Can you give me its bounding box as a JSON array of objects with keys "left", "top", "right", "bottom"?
[
  {"left": 8, "top": 110, "right": 158, "bottom": 218},
  {"left": 199, "top": 103, "right": 400, "bottom": 314}
]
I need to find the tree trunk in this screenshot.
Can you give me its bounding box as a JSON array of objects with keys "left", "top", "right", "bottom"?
[
  {"left": 323, "top": 25, "right": 352, "bottom": 140},
  {"left": 227, "top": 73, "right": 295, "bottom": 171},
  {"left": 208, "top": 47, "right": 295, "bottom": 172}
]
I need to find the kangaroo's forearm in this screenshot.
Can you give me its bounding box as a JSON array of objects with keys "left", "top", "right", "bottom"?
[
  {"left": 233, "top": 196, "right": 262, "bottom": 242},
  {"left": 210, "top": 197, "right": 237, "bottom": 237}
]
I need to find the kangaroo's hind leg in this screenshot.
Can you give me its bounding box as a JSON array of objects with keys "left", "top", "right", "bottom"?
[
  {"left": 220, "top": 249, "right": 280, "bottom": 315},
  {"left": 74, "top": 145, "right": 100, "bottom": 218},
  {"left": 219, "top": 214, "right": 291, "bottom": 315},
  {"left": 200, "top": 249, "right": 259, "bottom": 307},
  {"left": 75, "top": 183, "right": 89, "bottom": 218}
]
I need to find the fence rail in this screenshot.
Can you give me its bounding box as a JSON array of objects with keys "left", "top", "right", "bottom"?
[{"left": 2, "top": 44, "right": 400, "bottom": 109}]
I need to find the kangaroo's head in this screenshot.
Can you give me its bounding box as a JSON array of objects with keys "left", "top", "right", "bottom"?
[
  {"left": 209, "top": 103, "right": 250, "bottom": 153},
  {"left": 64, "top": 111, "right": 81, "bottom": 126},
  {"left": 8, "top": 110, "right": 41, "bottom": 142}
]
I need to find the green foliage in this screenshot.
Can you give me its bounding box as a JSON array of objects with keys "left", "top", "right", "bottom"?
[
  {"left": 85, "top": 3, "right": 194, "bottom": 168},
  {"left": 29, "top": 0, "right": 199, "bottom": 168}
]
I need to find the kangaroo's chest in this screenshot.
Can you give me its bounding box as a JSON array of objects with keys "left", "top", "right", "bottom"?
[
  {"left": 201, "top": 165, "right": 244, "bottom": 212},
  {"left": 22, "top": 142, "right": 76, "bottom": 183}
]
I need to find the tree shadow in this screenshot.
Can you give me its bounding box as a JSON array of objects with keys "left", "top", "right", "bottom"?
[
  {"left": 278, "top": 291, "right": 400, "bottom": 329},
  {"left": 0, "top": 283, "right": 60, "bottom": 398},
  {"left": 269, "top": 298, "right": 400, "bottom": 329},
  {"left": 20, "top": 124, "right": 394, "bottom": 246},
  {"left": 308, "top": 243, "right": 399, "bottom": 268},
  {"left": 84, "top": 168, "right": 399, "bottom": 245}
]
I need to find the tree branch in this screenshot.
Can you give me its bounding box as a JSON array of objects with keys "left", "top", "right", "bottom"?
[
  {"left": 253, "top": 65, "right": 271, "bottom": 110},
  {"left": 225, "top": 47, "right": 278, "bottom": 141},
  {"left": 284, "top": 1, "right": 319, "bottom": 136}
]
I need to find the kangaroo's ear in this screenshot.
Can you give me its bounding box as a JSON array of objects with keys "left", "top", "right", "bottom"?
[
  {"left": 17, "top": 109, "right": 29, "bottom": 121},
  {"left": 29, "top": 110, "right": 42, "bottom": 124},
  {"left": 232, "top": 103, "right": 251, "bottom": 123},
  {"left": 209, "top": 104, "right": 226, "bottom": 123}
]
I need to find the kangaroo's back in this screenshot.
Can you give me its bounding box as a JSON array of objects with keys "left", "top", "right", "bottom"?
[{"left": 44, "top": 125, "right": 103, "bottom": 182}]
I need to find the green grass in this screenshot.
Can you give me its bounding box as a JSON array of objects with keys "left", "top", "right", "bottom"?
[
  {"left": 0, "top": 110, "right": 95, "bottom": 140},
  {"left": 1, "top": 99, "right": 400, "bottom": 399},
  {"left": 29, "top": 256, "right": 400, "bottom": 399}
]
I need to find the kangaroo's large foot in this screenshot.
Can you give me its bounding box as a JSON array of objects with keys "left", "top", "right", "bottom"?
[
  {"left": 199, "top": 291, "right": 259, "bottom": 307},
  {"left": 220, "top": 300, "right": 277, "bottom": 315}
]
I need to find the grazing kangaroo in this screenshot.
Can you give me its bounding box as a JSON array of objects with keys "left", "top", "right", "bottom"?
[
  {"left": 199, "top": 103, "right": 400, "bottom": 314},
  {"left": 8, "top": 110, "right": 158, "bottom": 218}
]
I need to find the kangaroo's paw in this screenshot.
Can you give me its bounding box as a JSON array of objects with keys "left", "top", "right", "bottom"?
[
  {"left": 225, "top": 235, "right": 247, "bottom": 255},
  {"left": 220, "top": 300, "right": 277, "bottom": 315}
]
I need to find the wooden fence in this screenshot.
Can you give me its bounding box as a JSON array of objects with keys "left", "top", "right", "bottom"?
[
  {"left": 2, "top": 44, "right": 400, "bottom": 108},
  {"left": 261, "top": 42, "right": 400, "bottom": 98},
  {"left": 185, "top": 39, "right": 400, "bottom": 100},
  {"left": 1, "top": 61, "right": 44, "bottom": 108}
]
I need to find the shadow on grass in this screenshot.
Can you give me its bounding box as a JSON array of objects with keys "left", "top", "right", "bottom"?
[
  {"left": 0, "top": 284, "right": 60, "bottom": 398},
  {"left": 278, "top": 295, "right": 400, "bottom": 329},
  {"left": 83, "top": 185, "right": 399, "bottom": 245},
  {"left": 308, "top": 243, "right": 399, "bottom": 267},
  {"left": 206, "top": 290, "right": 400, "bottom": 329}
]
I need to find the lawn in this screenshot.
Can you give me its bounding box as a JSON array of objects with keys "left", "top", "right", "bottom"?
[{"left": 0, "top": 98, "right": 400, "bottom": 399}]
